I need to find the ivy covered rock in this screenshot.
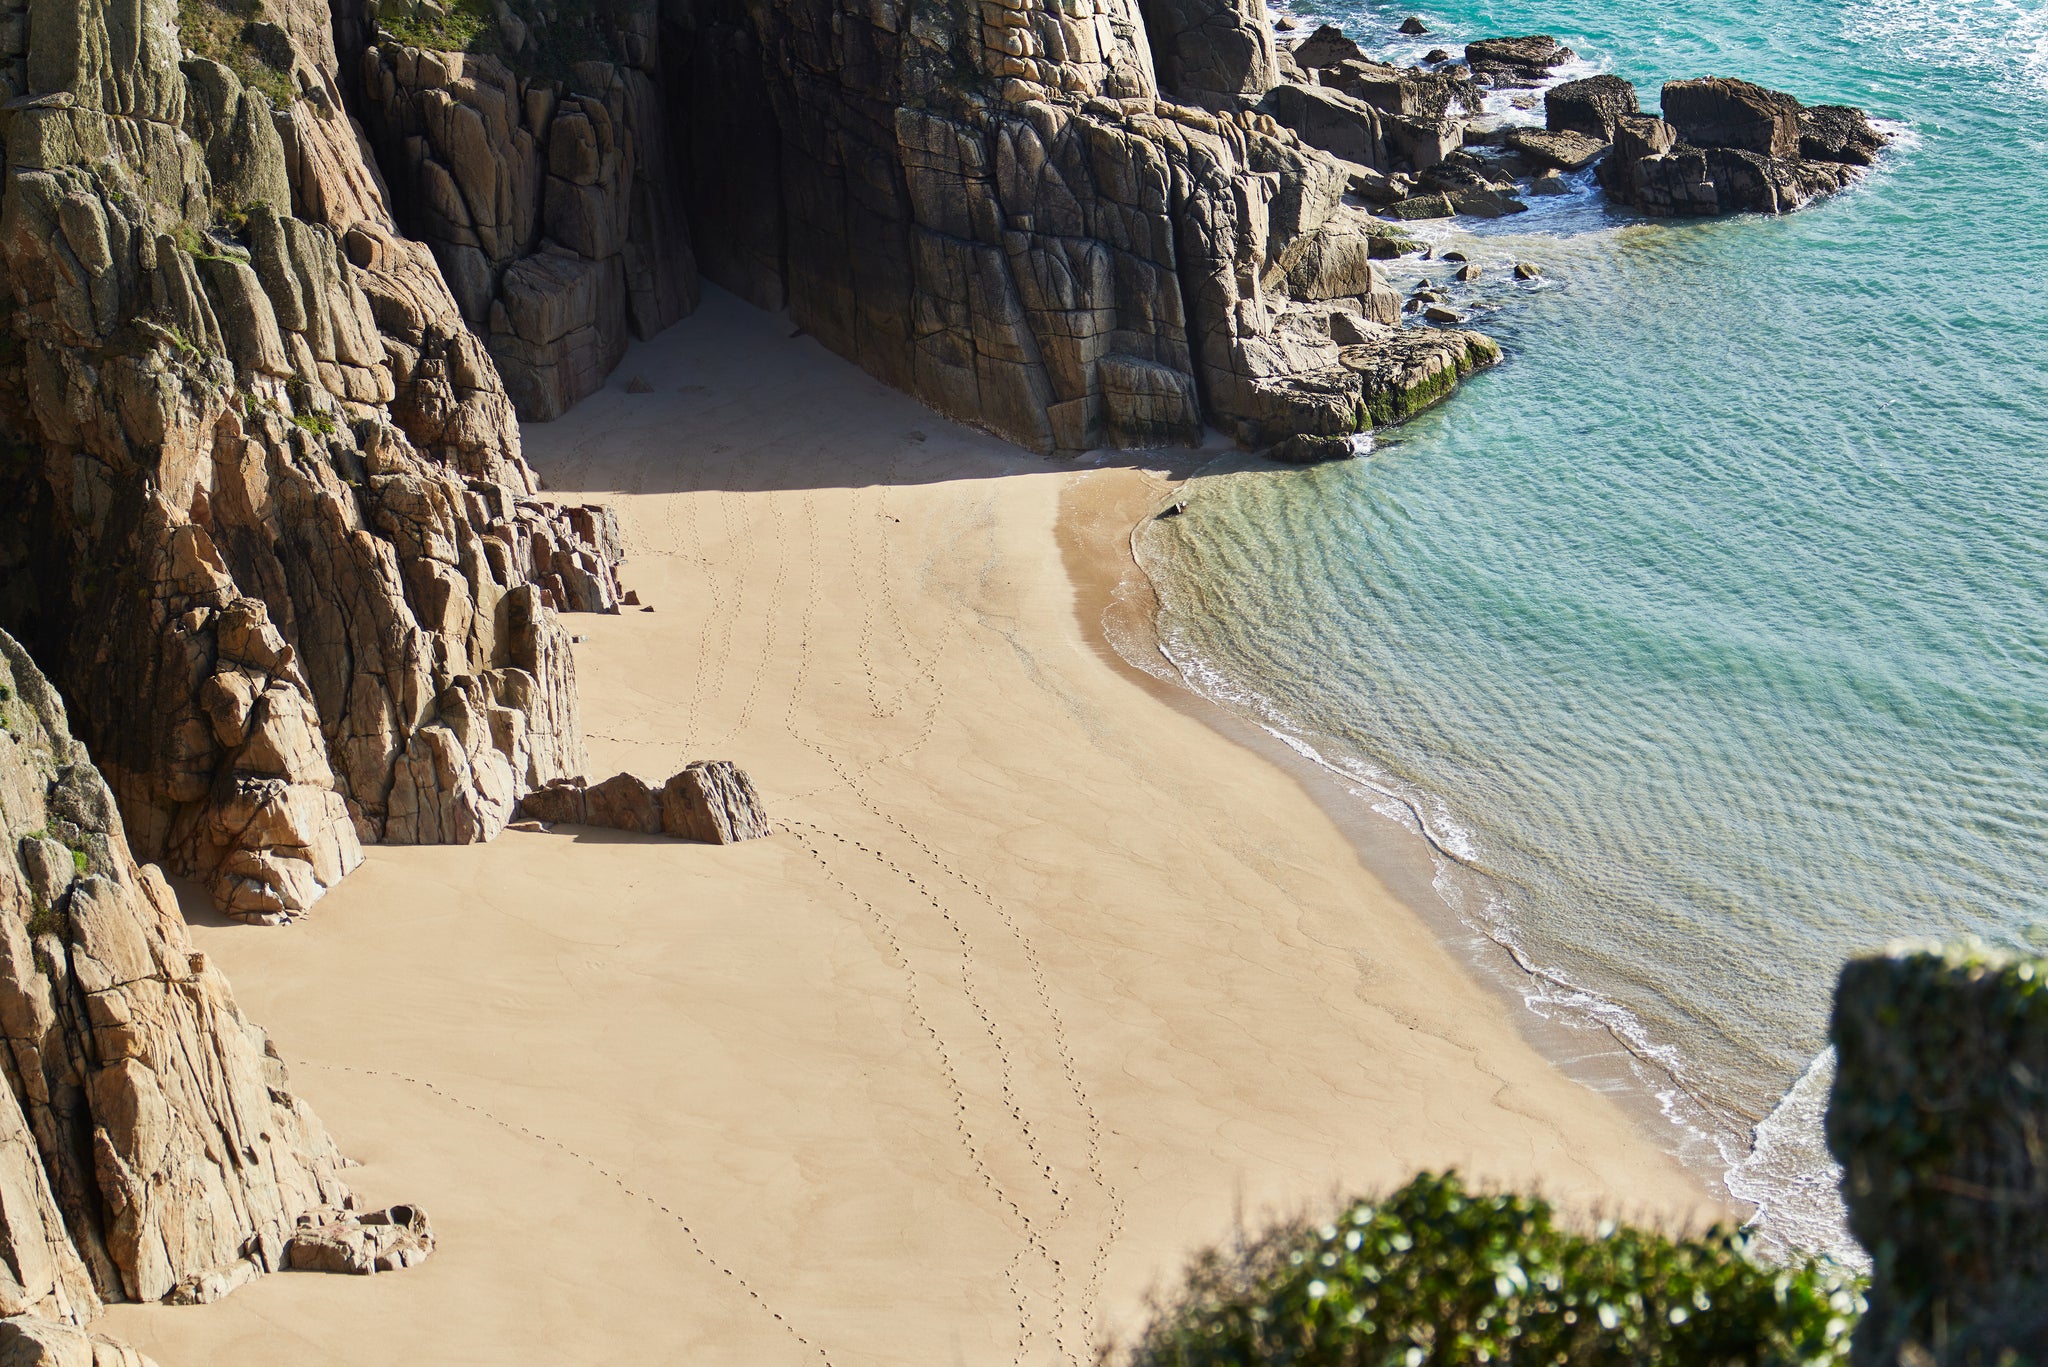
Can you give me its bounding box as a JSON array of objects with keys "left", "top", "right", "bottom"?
[{"left": 1828, "top": 943, "right": 2048, "bottom": 1364}]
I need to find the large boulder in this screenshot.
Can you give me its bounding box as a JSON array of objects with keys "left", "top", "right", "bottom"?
[
  {"left": 1505, "top": 127, "right": 1608, "bottom": 171},
  {"left": 1289, "top": 24, "right": 1365, "bottom": 70},
  {"left": 1261, "top": 83, "right": 1388, "bottom": 170},
  {"left": 520, "top": 762, "right": 772, "bottom": 843},
  {"left": 1545, "top": 74, "right": 1639, "bottom": 140},
  {"left": 1661, "top": 77, "right": 1802, "bottom": 158}
]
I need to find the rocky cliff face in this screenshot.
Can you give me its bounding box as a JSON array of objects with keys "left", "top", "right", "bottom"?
[
  {"left": 0, "top": 0, "right": 622, "bottom": 921},
  {"left": 335, "top": 0, "right": 701, "bottom": 419},
  {"left": 0, "top": 630, "right": 351, "bottom": 1320}
]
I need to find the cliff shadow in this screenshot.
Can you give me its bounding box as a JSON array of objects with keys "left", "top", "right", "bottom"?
[{"left": 517, "top": 286, "right": 1226, "bottom": 499}]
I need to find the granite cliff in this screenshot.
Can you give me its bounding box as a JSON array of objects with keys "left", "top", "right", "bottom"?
[{"left": 0, "top": 0, "right": 623, "bottom": 923}]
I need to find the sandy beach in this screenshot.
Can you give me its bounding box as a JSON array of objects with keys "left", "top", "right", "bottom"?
[{"left": 102, "top": 288, "right": 1719, "bottom": 1366}]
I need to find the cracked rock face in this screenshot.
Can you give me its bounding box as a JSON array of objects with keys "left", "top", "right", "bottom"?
[
  {"left": 0, "top": 0, "right": 621, "bottom": 920},
  {"left": 339, "top": 0, "right": 1498, "bottom": 452},
  {"left": 0, "top": 630, "right": 350, "bottom": 1319}
]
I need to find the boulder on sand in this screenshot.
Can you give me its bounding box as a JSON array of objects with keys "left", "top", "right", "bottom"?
[{"left": 520, "top": 762, "right": 772, "bottom": 843}]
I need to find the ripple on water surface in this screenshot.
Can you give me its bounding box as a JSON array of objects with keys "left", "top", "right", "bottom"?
[{"left": 1142, "top": 0, "right": 2048, "bottom": 1262}]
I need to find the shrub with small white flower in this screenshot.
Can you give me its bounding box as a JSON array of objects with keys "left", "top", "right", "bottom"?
[{"left": 1127, "top": 1172, "right": 1862, "bottom": 1366}]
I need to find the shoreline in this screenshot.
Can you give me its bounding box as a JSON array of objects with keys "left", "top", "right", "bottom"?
[
  {"left": 1056, "top": 458, "right": 1746, "bottom": 1220},
  {"left": 98, "top": 289, "right": 1724, "bottom": 1365}
]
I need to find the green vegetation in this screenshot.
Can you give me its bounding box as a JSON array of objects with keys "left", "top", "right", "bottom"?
[
  {"left": 176, "top": 0, "right": 297, "bottom": 106},
  {"left": 379, "top": 0, "right": 493, "bottom": 52},
  {"left": 377, "top": 0, "right": 615, "bottom": 84},
  {"left": 25, "top": 896, "right": 60, "bottom": 939},
  {"left": 1129, "top": 1172, "right": 1863, "bottom": 1367},
  {"left": 290, "top": 411, "right": 338, "bottom": 436},
  {"left": 172, "top": 223, "right": 250, "bottom": 265}
]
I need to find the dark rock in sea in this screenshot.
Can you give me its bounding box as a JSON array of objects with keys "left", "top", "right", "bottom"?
[
  {"left": 1276, "top": 14, "right": 1296, "bottom": 29},
  {"left": 1662, "top": 77, "right": 1802, "bottom": 157},
  {"left": 1399, "top": 15, "right": 1430, "bottom": 35},
  {"left": 1800, "top": 104, "right": 1888, "bottom": 166},
  {"left": 1423, "top": 48, "right": 1450, "bottom": 63},
  {"left": 1441, "top": 250, "right": 1469, "bottom": 262},
  {"left": 1505, "top": 127, "right": 1610, "bottom": 171},
  {"left": 1464, "top": 35, "right": 1575, "bottom": 87},
  {"left": 1546, "top": 74, "right": 1641, "bottom": 141},
  {"left": 1293, "top": 24, "right": 1367, "bottom": 68},
  {"left": 1267, "top": 433, "right": 1356, "bottom": 463},
  {"left": 1598, "top": 81, "right": 1890, "bottom": 216},
  {"left": 1514, "top": 262, "right": 1544, "bottom": 279},
  {"left": 1457, "top": 262, "right": 1481, "bottom": 281},
  {"left": 1423, "top": 304, "right": 1464, "bottom": 323},
  {"left": 1527, "top": 171, "right": 1570, "bottom": 195}
]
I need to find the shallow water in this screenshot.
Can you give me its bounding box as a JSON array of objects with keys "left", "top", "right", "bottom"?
[{"left": 1138, "top": 0, "right": 2048, "bottom": 1260}]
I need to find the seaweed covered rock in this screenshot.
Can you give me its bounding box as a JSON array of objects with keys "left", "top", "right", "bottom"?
[
  {"left": 1463, "top": 34, "right": 1574, "bottom": 87},
  {"left": 1829, "top": 943, "right": 2048, "bottom": 1364}
]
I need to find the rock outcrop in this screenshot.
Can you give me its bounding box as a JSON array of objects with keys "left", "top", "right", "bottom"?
[
  {"left": 519, "top": 761, "right": 773, "bottom": 844},
  {"left": 1599, "top": 77, "right": 1889, "bottom": 216},
  {"left": 0, "top": 0, "right": 623, "bottom": 919},
  {"left": 1829, "top": 943, "right": 2048, "bottom": 1364},
  {"left": 0, "top": 630, "right": 415, "bottom": 1332}
]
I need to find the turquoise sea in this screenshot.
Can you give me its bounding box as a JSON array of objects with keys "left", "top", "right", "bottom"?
[{"left": 1136, "top": 0, "right": 2048, "bottom": 1260}]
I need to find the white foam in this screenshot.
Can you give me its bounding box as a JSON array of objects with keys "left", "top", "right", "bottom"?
[
  {"left": 1852, "top": 0, "right": 2048, "bottom": 99},
  {"left": 1727, "top": 1049, "right": 1867, "bottom": 1270}
]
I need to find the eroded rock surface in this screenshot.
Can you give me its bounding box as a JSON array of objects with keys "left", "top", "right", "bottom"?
[{"left": 0, "top": 0, "right": 621, "bottom": 920}]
